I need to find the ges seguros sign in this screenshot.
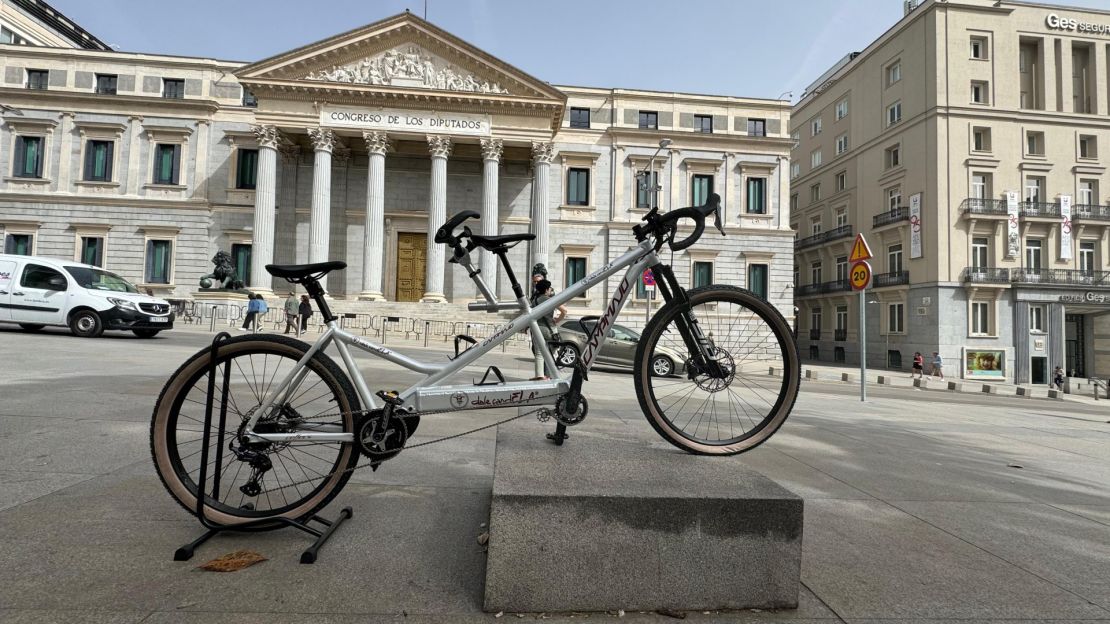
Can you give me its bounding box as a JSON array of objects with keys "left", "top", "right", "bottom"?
[{"left": 1046, "top": 13, "right": 1110, "bottom": 36}]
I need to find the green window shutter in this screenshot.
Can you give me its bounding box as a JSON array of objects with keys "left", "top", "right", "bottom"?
[
  {"left": 14, "top": 137, "right": 26, "bottom": 176},
  {"left": 747, "top": 177, "right": 765, "bottom": 214},
  {"left": 171, "top": 144, "right": 181, "bottom": 185},
  {"left": 693, "top": 262, "right": 713, "bottom": 288},
  {"left": 749, "top": 264, "right": 768, "bottom": 299}
]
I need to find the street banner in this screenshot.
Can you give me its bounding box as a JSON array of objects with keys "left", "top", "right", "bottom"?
[
  {"left": 909, "top": 193, "right": 922, "bottom": 259},
  {"left": 1006, "top": 191, "right": 1020, "bottom": 258},
  {"left": 1059, "top": 194, "right": 1072, "bottom": 260}
]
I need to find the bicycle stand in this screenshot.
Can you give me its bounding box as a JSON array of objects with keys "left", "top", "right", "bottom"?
[
  {"left": 172, "top": 331, "right": 352, "bottom": 565},
  {"left": 546, "top": 423, "right": 568, "bottom": 445}
]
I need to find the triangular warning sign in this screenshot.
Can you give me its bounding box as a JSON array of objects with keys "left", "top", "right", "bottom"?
[{"left": 849, "top": 233, "right": 873, "bottom": 262}]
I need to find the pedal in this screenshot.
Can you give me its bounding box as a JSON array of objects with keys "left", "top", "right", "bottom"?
[
  {"left": 475, "top": 365, "right": 506, "bottom": 386},
  {"left": 375, "top": 390, "right": 403, "bottom": 406}
]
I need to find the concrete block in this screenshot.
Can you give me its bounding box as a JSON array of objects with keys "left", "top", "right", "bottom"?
[
  {"left": 485, "top": 427, "right": 803, "bottom": 613},
  {"left": 913, "top": 378, "right": 927, "bottom": 389},
  {"left": 805, "top": 369, "right": 818, "bottom": 380},
  {"left": 1016, "top": 387, "right": 1032, "bottom": 398},
  {"left": 768, "top": 366, "right": 778, "bottom": 376},
  {"left": 1048, "top": 389, "right": 1062, "bottom": 399},
  {"left": 982, "top": 384, "right": 998, "bottom": 394},
  {"left": 841, "top": 372, "right": 853, "bottom": 382},
  {"left": 877, "top": 375, "right": 891, "bottom": 385},
  {"left": 947, "top": 381, "right": 962, "bottom": 391}
]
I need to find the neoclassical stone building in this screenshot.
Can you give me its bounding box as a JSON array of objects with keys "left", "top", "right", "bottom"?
[{"left": 0, "top": 10, "right": 794, "bottom": 321}]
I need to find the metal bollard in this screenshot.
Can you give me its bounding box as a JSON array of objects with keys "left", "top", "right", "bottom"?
[
  {"left": 382, "top": 322, "right": 388, "bottom": 345},
  {"left": 424, "top": 321, "right": 429, "bottom": 348},
  {"left": 210, "top": 306, "right": 218, "bottom": 332}
]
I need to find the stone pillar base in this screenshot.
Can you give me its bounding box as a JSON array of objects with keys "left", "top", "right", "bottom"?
[
  {"left": 358, "top": 291, "right": 386, "bottom": 301},
  {"left": 420, "top": 293, "right": 448, "bottom": 304}
]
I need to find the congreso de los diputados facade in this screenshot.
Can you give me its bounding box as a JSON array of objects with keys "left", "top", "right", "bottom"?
[{"left": 0, "top": 7, "right": 794, "bottom": 323}]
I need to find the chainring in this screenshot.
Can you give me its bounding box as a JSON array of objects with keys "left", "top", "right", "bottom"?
[
  {"left": 554, "top": 395, "right": 588, "bottom": 426},
  {"left": 355, "top": 410, "right": 420, "bottom": 464}
]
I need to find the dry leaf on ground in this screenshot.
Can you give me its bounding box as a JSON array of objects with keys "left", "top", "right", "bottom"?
[{"left": 197, "top": 550, "right": 267, "bottom": 572}]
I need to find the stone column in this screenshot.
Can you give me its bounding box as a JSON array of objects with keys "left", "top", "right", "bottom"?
[
  {"left": 249, "top": 125, "right": 281, "bottom": 294},
  {"left": 1013, "top": 301, "right": 1031, "bottom": 383},
  {"left": 308, "top": 128, "right": 337, "bottom": 291},
  {"left": 530, "top": 141, "right": 556, "bottom": 271},
  {"left": 55, "top": 112, "right": 74, "bottom": 191},
  {"left": 422, "top": 135, "right": 452, "bottom": 303},
  {"left": 359, "top": 131, "right": 390, "bottom": 301},
  {"left": 1047, "top": 302, "right": 1066, "bottom": 377},
  {"left": 479, "top": 138, "right": 503, "bottom": 297}
]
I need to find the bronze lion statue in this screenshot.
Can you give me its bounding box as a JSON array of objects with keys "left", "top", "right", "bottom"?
[{"left": 199, "top": 250, "right": 245, "bottom": 290}]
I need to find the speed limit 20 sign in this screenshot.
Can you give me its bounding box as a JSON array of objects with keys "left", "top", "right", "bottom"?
[{"left": 850, "top": 261, "right": 872, "bottom": 290}]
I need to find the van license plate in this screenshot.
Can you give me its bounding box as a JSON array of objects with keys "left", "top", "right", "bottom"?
[{"left": 149, "top": 317, "right": 169, "bottom": 323}]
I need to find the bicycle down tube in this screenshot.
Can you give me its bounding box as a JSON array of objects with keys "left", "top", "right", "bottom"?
[{"left": 242, "top": 240, "right": 659, "bottom": 444}]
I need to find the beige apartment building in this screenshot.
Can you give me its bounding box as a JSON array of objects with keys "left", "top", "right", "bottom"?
[{"left": 791, "top": 0, "right": 1110, "bottom": 384}]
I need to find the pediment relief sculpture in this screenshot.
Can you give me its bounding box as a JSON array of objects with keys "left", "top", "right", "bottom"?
[{"left": 304, "top": 45, "right": 510, "bottom": 95}]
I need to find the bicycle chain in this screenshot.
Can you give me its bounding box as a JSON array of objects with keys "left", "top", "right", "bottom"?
[{"left": 251, "top": 406, "right": 548, "bottom": 496}]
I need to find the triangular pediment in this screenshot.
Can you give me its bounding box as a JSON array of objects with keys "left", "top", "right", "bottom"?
[
  {"left": 236, "top": 12, "right": 564, "bottom": 102},
  {"left": 304, "top": 43, "right": 511, "bottom": 95}
]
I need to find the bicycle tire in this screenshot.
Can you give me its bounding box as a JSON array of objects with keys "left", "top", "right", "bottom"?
[
  {"left": 150, "top": 334, "right": 360, "bottom": 528},
  {"left": 633, "top": 285, "right": 800, "bottom": 455}
]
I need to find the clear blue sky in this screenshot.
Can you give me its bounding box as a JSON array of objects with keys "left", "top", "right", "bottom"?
[{"left": 52, "top": 0, "right": 1110, "bottom": 102}]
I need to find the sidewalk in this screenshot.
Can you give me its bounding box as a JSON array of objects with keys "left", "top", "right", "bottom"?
[{"left": 794, "top": 361, "right": 1110, "bottom": 405}]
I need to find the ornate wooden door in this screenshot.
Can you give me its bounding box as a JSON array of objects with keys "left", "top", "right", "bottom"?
[{"left": 395, "top": 232, "right": 427, "bottom": 302}]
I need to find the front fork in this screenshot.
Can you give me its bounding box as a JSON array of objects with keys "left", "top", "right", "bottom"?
[{"left": 648, "top": 263, "right": 724, "bottom": 378}]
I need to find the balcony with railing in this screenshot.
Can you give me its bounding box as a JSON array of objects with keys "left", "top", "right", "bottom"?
[
  {"left": 796, "top": 279, "right": 852, "bottom": 297},
  {"left": 1073, "top": 204, "right": 1110, "bottom": 222},
  {"left": 1020, "top": 202, "right": 1061, "bottom": 218},
  {"left": 961, "top": 267, "right": 1010, "bottom": 283},
  {"left": 809, "top": 329, "right": 821, "bottom": 340},
  {"left": 1011, "top": 268, "right": 1110, "bottom": 286},
  {"left": 872, "top": 271, "right": 910, "bottom": 288},
  {"left": 794, "top": 224, "right": 853, "bottom": 251},
  {"left": 960, "top": 198, "right": 1008, "bottom": 216},
  {"left": 834, "top": 328, "right": 848, "bottom": 341},
  {"left": 873, "top": 206, "right": 909, "bottom": 228}
]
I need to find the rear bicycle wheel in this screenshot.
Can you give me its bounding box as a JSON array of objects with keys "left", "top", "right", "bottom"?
[
  {"left": 634, "top": 285, "right": 800, "bottom": 455},
  {"left": 150, "top": 334, "right": 360, "bottom": 528}
]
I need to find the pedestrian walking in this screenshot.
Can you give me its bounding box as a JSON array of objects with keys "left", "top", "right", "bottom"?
[
  {"left": 930, "top": 351, "right": 944, "bottom": 379},
  {"left": 283, "top": 291, "right": 300, "bottom": 335},
  {"left": 299, "top": 295, "right": 313, "bottom": 333},
  {"left": 240, "top": 293, "right": 266, "bottom": 331},
  {"left": 911, "top": 351, "right": 924, "bottom": 379},
  {"left": 1053, "top": 366, "right": 1065, "bottom": 391}
]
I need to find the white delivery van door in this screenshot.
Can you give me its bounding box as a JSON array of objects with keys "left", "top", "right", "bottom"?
[
  {"left": 0, "top": 259, "right": 16, "bottom": 321},
  {"left": 10, "top": 262, "right": 68, "bottom": 325}
]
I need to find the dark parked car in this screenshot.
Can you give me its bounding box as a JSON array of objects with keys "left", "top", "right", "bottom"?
[{"left": 553, "top": 317, "right": 685, "bottom": 376}]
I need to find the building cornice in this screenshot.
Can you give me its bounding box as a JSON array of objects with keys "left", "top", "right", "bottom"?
[
  {"left": 0, "top": 192, "right": 211, "bottom": 210},
  {"left": 606, "top": 127, "right": 792, "bottom": 151},
  {"left": 0, "top": 87, "right": 221, "bottom": 115}
]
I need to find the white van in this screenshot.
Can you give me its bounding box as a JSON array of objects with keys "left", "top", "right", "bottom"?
[{"left": 0, "top": 254, "right": 175, "bottom": 338}]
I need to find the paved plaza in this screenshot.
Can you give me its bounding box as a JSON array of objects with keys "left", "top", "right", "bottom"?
[{"left": 1, "top": 325, "right": 1109, "bottom": 623}]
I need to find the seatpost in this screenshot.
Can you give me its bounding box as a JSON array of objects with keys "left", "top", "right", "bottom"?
[
  {"left": 304, "top": 278, "right": 336, "bottom": 323},
  {"left": 497, "top": 250, "right": 526, "bottom": 299}
]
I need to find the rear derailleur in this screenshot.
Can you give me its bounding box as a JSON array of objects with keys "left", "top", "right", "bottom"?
[{"left": 230, "top": 404, "right": 304, "bottom": 497}]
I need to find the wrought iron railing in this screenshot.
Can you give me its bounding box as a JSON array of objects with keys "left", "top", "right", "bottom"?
[
  {"left": 960, "top": 198, "right": 1007, "bottom": 216},
  {"left": 1020, "top": 201, "right": 1061, "bottom": 218},
  {"left": 1011, "top": 268, "right": 1110, "bottom": 286},
  {"left": 809, "top": 329, "right": 821, "bottom": 340},
  {"left": 794, "top": 224, "right": 853, "bottom": 250},
  {"left": 834, "top": 328, "right": 848, "bottom": 341},
  {"left": 873, "top": 207, "right": 909, "bottom": 228},
  {"left": 797, "top": 279, "right": 852, "bottom": 296},
  {"left": 872, "top": 271, "right": 909, "bottom": 287},
  {"left": 1073, "top": 204, "right": 1110, "bottom": 222},
  {"left": 961, "top": 267, "right": 1010, "bottom": 283}
]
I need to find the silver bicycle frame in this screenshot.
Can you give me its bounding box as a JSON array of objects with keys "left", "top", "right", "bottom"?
[{"left": 243, "top": 239, "right": 659, "bottom": 443}]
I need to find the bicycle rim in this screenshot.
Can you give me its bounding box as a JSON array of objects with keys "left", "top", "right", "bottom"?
[
  {"left": 151, "top": 335, "right": 358, "bottom": 525},
  {"left": 635, "top": 286, "right": 799, "bottom": 455}
]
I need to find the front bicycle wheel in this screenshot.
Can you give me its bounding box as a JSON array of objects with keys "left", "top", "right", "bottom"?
[
  {"left": 150, "top": 334, "right": 360, "bottom": 527},
  {"left": 634, "top": 285, "right": 800, "bottom": 455}
]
